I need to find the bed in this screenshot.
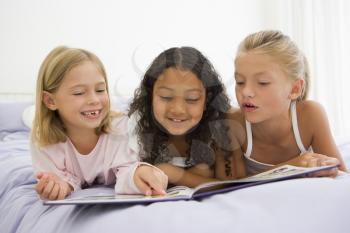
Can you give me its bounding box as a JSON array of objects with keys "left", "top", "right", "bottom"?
[{"left": 1, "top": 101, "right": 350, "bottom": 233}]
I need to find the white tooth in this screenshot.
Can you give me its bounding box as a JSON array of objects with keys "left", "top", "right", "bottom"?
[{"left": 83, "top": 110, "right": 99, "bottom": 116}]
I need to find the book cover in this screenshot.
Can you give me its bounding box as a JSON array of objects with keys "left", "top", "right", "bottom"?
[{"left": 43, "top": 164, "right": 337, "bottom": 205}]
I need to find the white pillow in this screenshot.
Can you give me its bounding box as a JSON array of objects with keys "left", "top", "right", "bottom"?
[
  {"left": 22, "top": 105, "right": 35, "bottom": 129},
  {"left": 0, "top": 101, "right": 32, "bottom": 132}
]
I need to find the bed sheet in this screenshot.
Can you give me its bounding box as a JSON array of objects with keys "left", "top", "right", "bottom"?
[
  {"left": 1, "top": 131, "right": 350, "bottom": 233},
  {"left": 336, "top": 136, "right": 350, "bottom": 170},
  {"left": 1, "top": 99, "right": 350, "bottom": 233}
]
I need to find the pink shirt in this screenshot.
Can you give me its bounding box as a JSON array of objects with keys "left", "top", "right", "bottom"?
[{"left": 31, "top": 115, "right": 142, "bottom": 194}]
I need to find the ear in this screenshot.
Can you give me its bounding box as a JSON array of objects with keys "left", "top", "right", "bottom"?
[
  {"left": 289, "top": 79, "right": 304, "bottom": 100},
  {"left": 42, "top": 91, "right": 57, "bottom": 110}
]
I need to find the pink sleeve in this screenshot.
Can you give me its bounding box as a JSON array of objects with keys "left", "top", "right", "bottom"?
[
  {"left": 110, "top": 115, "right": 161, "bottom": 194},
  {"left": 107, "top": 115, "right": 139, "bottom": 194},
  {"left": 114, "top": 161, "right": 166, "bottom": 195},
  {"left": 114, "top": 161, "right": 140, "bottom": 194},
  {"left": 30, "top": 142, "right": 82, "bottom": 191}
]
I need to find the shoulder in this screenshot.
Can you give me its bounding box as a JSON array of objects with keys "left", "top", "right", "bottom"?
[
  {"left": 296, "top": 100, "right": 328, "bottom": 124},
  {"left": 106, "top": 112, "right": 140, "bottom": 153},
  {"left": 224, "top": 108, "right": 246, "bottom": 146},
  {"left": 109, "top": 112, "right": 129, "bottom": 134},
  {"left": 226, "top": 107, "right": 244, "bottom": 121},
  {"left": 225, "top": 108, "right": 245, "bottom": 132},
  {"left": 296, "top": 100, "right": 329, "bottom": 134},
  {"left": 296, "top": 100, "right": 326, "bottom": 116},
  {"left": 109, "top": 111, "right": 140, "bottom": 137},
  {"left": 30, "top": 139, "right": 68, "bottom": 157}
]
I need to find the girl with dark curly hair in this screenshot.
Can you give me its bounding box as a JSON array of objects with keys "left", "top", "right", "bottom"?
[{"left": 128, "top": 47, "right": 245, "bottom": 187}]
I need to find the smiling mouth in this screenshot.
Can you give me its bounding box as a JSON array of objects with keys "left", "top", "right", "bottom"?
[
  {"left": 168, "top": 117, "right": 187, "bottom": 123},
  {"left": 81, "top": 110, "right": 102, "bottom": 118}
]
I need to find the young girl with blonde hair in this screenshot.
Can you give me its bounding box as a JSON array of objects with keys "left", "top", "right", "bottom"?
[
  {"left": 231, "top": 30, "right": 346, "bottom": 176},
  {"left": 31, "top": 46, "right": 167, "bottom": 200}
]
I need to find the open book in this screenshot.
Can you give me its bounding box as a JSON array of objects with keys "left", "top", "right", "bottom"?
[{"left": 43, "top": 164, "right": 337, "bottom": 205}]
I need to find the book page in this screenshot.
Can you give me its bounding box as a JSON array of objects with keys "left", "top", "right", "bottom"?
[
  {"left": 44, "top": 185, "right": 195, "bottom": 205},
  {"left": 238, "top": 165, "right": 310, "bottom": 182},
  {"left": 237, "top": 164, "right": 335, "bottom": 182},
  {"left": 44, "top": 165, "right": 336, "bottom": 205},
  {"left": 192, "top": 164, "right": 336, "bottom": 194},
  {"left": 166, "top": 186, "right": 194, "bottom": 197}
]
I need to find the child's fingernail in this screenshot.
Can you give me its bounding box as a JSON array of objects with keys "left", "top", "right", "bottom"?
[{"left": 145, "top": 190, "right": 152, "bottom": 196}]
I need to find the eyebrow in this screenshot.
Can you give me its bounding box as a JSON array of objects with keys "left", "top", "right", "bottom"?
[
  {"left": 69, "top": 81, "right": 106, "bottom": 89},
  {"left": 234, "top": 71, "right": 244, "bottom": 77},
  {"left": 156, "top": 86, "right": 204, "bottom": 93},
  {"left": 235, "top": 71, "right": 269, "bottom": 78}
]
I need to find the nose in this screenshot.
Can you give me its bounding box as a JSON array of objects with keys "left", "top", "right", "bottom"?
[
  {"left": 87, "top": 92, "right": 100, "bottom": 105},
  {"left": 241, "top": 83, "right": 255, "bottom": 98},
  {"left": 169, "top": 98, "right": 186, "bottom": 115}
]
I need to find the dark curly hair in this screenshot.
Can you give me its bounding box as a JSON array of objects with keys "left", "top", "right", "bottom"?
[{"left": 129, "top": 46, "right": 233, "bottom": 176}]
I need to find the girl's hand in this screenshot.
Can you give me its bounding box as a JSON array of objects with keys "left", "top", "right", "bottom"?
[
  {"left": 290, "top": 152, "right": 340, "bottom": 177},
  {"left": 134, "top": 165, "right": 168, "bottom": 196},
  {"left": 35, "top": 172, "right": 72, "bottom": 200}
]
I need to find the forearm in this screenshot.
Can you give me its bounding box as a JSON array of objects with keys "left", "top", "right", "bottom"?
[
  {"left": 173, "top": 171, "right": 218, "bottom": 187},
  {"left": 156, "top": 163, "right": 218, "bottom": 188}
]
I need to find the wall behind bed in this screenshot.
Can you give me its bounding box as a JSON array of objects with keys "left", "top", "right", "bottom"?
[{"left": 0, "top": 0, "right": 266, "bottom": 102}]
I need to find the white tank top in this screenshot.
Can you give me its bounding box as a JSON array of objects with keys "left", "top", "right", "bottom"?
[{"left": 244, "top": 101, "right": 310, "bottom": 175}]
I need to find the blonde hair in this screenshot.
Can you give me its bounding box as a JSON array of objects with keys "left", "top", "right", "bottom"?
[
  {"left": 236, "top": 30, "right": 310, "bottom": 101},
  {"left": 32, "top": 46, "right": 111, "bottom": 147}
]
